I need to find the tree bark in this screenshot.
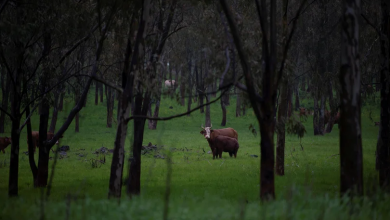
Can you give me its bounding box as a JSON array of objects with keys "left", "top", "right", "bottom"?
[
  {"left": 106, "top": 86, "right": 114, "bottom": 128},
  {"left": 294, "top": 83, "right": 300, "bottom": 111},
  {"left": 0, "top": 74, "right": 10, "bottom": 133},
  {"left": 313, "top": 94, "right": 320, "bottom": 135},
  {"left": 236, "top": 91, "right": 241, "bottom": 117},
  {"left": 180, "top": 70, "right": 186, "bottom": 106},
  {"left": 58, "top": 91, "right": 64, "bottom": 112},
  {"left": 276, "top": 79, "right": 288, "bottom": 176},
  {"left": 376, "top": 0, "right": 390, "bottom": 190},
  {"left": 49, "top": 91, "right": 60, "bottom": 133},
  {"left": 339, "top": 0, "right": 363, "bottom": 196},
  {"left": 95, "top": 81, "right": 99, "bottom": 105}
]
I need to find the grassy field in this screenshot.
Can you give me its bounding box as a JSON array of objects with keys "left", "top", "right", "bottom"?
[{"left": 0, "top": 88, "right": 387, "bottom": 219}]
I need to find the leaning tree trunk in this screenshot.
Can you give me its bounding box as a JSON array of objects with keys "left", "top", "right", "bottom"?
[
  {"left": 339, "top": 0, "right": 363, "bottom": 196},
  {"left": 276, "top": 79, "right": 288, "bottom": 176},
  {"left": 376, "top": 0, "right": 390, "bottom": 190},
  {"left": 49, "top": 91, "right": 60, "bottom": 133}
]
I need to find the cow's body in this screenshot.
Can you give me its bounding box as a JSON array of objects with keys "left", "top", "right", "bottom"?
[
  {"left": 0, "top": 137, "right": 11, "bottom": 153},
  {"left": 28, "top": 131, "right": 63, "bottom": 152},
  {"left": 208, "top": 135, "right": 239, "bottom": 159},
  {"left": 164, "top": 80, "right": 176, "bottom": 88},
  {"left": 200, "top": 126, "right": 238, "bottom": 159}
]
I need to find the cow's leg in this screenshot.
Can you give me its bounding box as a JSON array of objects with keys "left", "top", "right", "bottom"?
[
  {"left": 218, "top": 149, "right": 222, "bottom": 158},
  {"left": 229, "top": 152, "right": 233, "bottom": 157}
]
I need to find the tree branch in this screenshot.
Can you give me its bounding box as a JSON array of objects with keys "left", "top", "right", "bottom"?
[
  {"left": 275, "top": 0, "right": 307, "bottom": 89},
  {"left": 0, "top": 105, "right": 13, "bottom": 121}
]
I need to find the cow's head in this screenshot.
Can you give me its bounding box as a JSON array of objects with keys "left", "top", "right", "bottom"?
[
  {"left": 4, "top": 137, "right": 11, "bottom": 144},
  {"left": 200, "top": 124, "right": 212, "bottom": 139}
]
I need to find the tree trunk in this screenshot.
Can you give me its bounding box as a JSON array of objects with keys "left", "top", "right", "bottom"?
[
  {"left": 180, "top": 70, "right": 186, "bottom": 106},
  {"left": 128, "top": 93, "right": 150, "bottom": 195},
  {"left": 75, "top": 101, "right": 80, "bottom": 133},
  {"left": 58, "top": 92, "right": 64, "bottom": 112},
  {"left": 287, "top": 86, "right": 292, "bottom": 118},
  {"left": 294, "top": 84, "right": 300, "bottom": 111},
  {"left": 325, "top": 81, "right": 337, "bottom": 133},
  {"left": 95, "top": 82, "right": 99, "bottom": 105},
  {"left": 318, "top": 94, "right": 325, "bottom": 134},
  {"left": 49, "top": 91, "right": 60, "bottom": 133},
  {"left": 276, "top": 79, "right": 288, "bottom": 176},
  {"left": 313, "top": 95, "right": 320, "bottom": 135},
  {"left": 236, "top": 91, "right": 241, "bottom": 117},
  {"left": 0, "top": 75, "right": 11, "bottom": 133},
  {"left": 106, "top": 87, "right": 113, "bottom": 128},
  {"left": 26, "top": 104, "right": 38, "bottom": 185},
  {"left": 376, "top": 0, "right": 390, "bottom": 190},
  {"left": 100, "top": 79, "right": 104, "bottom": 103},
  {"left": 221, "top": 95, "right": 227, "bottom": 126},
  {"left": 339, "top": 0, "right": 363, "bottom": 196}
]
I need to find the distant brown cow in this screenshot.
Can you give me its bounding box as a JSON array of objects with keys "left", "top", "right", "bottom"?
[
  {"left": 210, "top": 135, "right": 239, "bottom": 159},
  {"left": 28, "top": 131, "right": 63, "bottom": 152},
  {"left": 299, "top": 107, "right": 308, "bottom": 117},
  {"left": 200, "top": 125, "right": 238, "bottom": 159},
  {"left": 0, "top": 137, "right": 11, "bottom": 153}
]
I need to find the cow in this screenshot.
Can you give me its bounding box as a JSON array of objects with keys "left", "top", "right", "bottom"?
[
  {"left": 209, "top": 135, "right": 239, "bottom": 159},
  {"left": 28, "top": 131, "right": 63, "bottom": 152},
  {"left": 299, "top": 107, "right": 308, "bottom": 118},
  {"left": 164, "top": 80, "right": 176, "bottom": 88},
  {"left": 0, "top": 137, "right": 11, "bottom": 153},
  {"left": 200, "top": 124, "right": 238, "bottom": 159}
]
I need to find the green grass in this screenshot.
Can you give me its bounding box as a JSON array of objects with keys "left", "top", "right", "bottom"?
[{"left": 0, "top": 88, "right": 386, "bottom": 219}]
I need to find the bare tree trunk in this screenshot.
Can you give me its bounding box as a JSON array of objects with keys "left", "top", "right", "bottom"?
[
  {"left": 236, "top": 91, "right": 241, "bottom": 117},
  {"left": 325, "top": 81, "right": 337, "bottom": 133},
  {"left": 95, "top": 81, "right": 99, "bottom": 105},
  {"left": 26, "top": 104, "right": 38, "bottom": 185},
  {"left": 318, "top": 94, "right": 325, "bottom": 134},
  {"left": 276, "top": 79, "right": 288, "bottom": 176},
  {"left": 376, "top": 0, "right": 390, "bottom": 190},
  {"left": 221, "top": 95, "right": 227, "bottom": 126},
  {"left": 58, "top": 91, "right": 64, "bottom": 112},
  {"left": 180, "top": 70, "right": 186, "bottom": 106},
  {"left": 294, "top": 83, "right": 300, "bottom": 110},
  {"left": 339, "top": 0, "right": 363, "bottom": 196},
  {"left": 0, "top": 74, "right": 10, "bottom": 133},
  {"left": 100, "top": 78, "right": 104, "bottom": 103},
  {"left": 313, "top": 94, "right": 320, "bottom": 135},
  {"left": 75, "top": 94, "right": 80, "bottom": 133},
  {"left": 106, "top": 87, "right": 113, "bottom": 128},
  {"left": 36, "top": 95, "right": 50, "bottom": 187},
  {"left": 49, "top": 91, "right": 60, "bottom": 133}
]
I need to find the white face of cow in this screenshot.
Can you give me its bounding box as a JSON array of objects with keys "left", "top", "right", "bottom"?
[{"left": 204, "top": 127, "right": 211, "bottom": 139}]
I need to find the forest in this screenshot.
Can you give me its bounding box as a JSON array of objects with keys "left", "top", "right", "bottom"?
[{"left": 0, "top": 0, "right": 389, "bottom": 219}]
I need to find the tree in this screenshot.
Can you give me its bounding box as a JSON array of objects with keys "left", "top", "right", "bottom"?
[
  {"left": 220, "top": 0, "right": 306, "bottom": 200},
  {"left": 376, "top": 0, "right": 390, "bottom": 190},
  {"left": 339, "top": 0, "right": 363, "bottom": 196}
]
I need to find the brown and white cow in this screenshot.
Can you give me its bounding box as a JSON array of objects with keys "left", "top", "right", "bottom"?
[
  {"left": 200, "top": 124, "right": 238, "bottom": 159},
  {"left": 28, "top": 131, "right": 63, "bottom": 152},
  {"left": 0, "top": 137, "right": 11, "bottom": 153},
  {"left": 164, "top": 80, "right": 176, "bottom": 88}
]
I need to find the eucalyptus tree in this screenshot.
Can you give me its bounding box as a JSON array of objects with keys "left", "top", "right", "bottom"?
[
  {"left": 339, "top": 0, "right": 363, "bottom": 196},
  {"left": 220, "top": 0, "right": 307, "bottom": 200}
]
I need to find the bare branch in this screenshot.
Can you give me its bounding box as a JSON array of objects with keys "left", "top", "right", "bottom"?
[
  {"left": 275, "top": 0, "right": 307, "bottom": 89},
  {"left": 361, "top": 13, "right": 380, "bottom": 35},
  {"left": 19, "top": 100, "right": 41, "bottom": 132},
  {"left": 0, "top": 105, "right": 13, "bottom": 121}
]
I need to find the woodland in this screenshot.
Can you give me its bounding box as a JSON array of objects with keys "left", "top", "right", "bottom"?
[{"left": 0, "top": 0, "right": 389, "bottom": 219}]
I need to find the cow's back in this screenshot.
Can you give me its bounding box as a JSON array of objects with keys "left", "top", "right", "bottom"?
[{"left": 211, "top": 128, "right": 238, "bottom": 140}]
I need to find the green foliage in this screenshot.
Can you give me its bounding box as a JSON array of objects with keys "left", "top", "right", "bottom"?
[{"left": 286, "top": 115, "right": 307, "bottom": 139}]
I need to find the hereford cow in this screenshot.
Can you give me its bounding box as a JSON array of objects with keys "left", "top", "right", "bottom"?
[
  {"left": 200, "top": 125, "right": 238, "bottom": 159},
  {"left": 28, "top": 131, "right": 63, "bottom": 152},
  {"left": 0, "top": 137, "right": 11, "bottom": 153},
  {"left": 164, "top": 80, "right": 176, "bottom": 88},
  {"left": 210, "top": 135, "right": 239, "bottom": 159}
]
